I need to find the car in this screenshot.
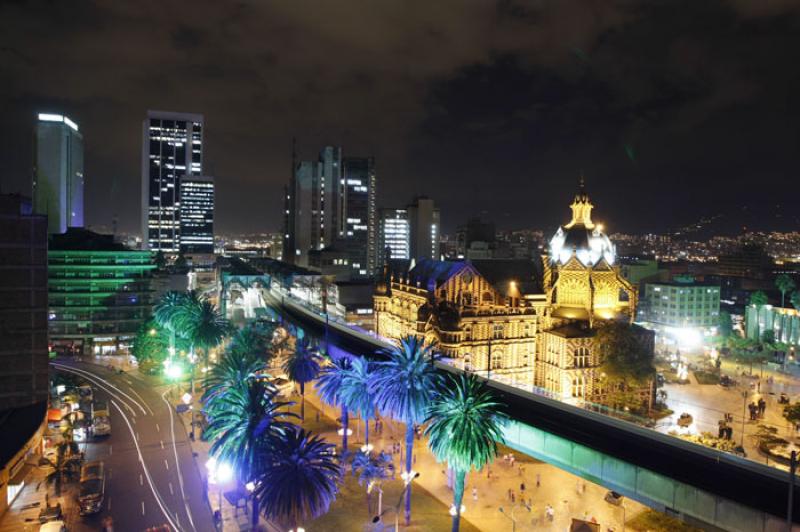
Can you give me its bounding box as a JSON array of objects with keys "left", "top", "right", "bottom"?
[{"left": 39, "top": 521, "right": 67, "bottom": 532}]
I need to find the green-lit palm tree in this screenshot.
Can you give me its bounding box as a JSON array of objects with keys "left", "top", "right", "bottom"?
[
  {"left": 153, "top": 291, "right": 188, "bottom": 352},
  {"left": 203, "top": 378, "right": 296, "bottom": 527},
  {"left": 776, "top": 274, "right": 797, "bottom": 308},
  {"left": 341, "top": 357, "right": 377, "bottom": 449},
  {"left": 315, "top": 354, "right": 353, "bottom": 451},
  {"left": 283, "top": 337, "right": 321, "bottom": 420},
  {"left": 425, "top": 374, "right": 507, "bottom": 532},
  {"left": 792, "top": 290, "right": 800, "bottom": 311},
  {"left": 202, "top": 347, "right": 267, "bottom": 404},
  {"left": 253, "top": 427, "right": 340, "bottom": 530},
  {"left": 229, "top": 323, "right": 275, "bottom": 364},
  {"left": 371, "top": 335, "right": 441, "bottom": 525}
]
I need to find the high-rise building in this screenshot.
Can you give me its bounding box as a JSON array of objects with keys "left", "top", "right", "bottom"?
[
  {"left": 141, "top": 110, "right": 203, "bottom": 252},
  {"left": 179, "top": 175, "right": 214, "bottom": 254},
  {"left": 338, "top": 157, "right": 376, "bottom": 276},
  {"left": 285, "top": 146, "right": 376, "bottom": 275},
  {"left": 378, "top": 208, "right": 410, "bottom": 261},
  {"left": 0, "top": 194, "right": 49, "bottom": 516},
  {"left": 408, "top": 196, "right": 440, "bottom": 262},
  {"left": 376, "top": 197, "right": 440, "bottom": 267},
  {"left": 33, "top": 113, "right": 84, "bottom": 234}
]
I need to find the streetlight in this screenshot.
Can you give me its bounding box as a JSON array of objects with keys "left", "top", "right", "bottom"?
[
  {"left": 207, "top": 457, "right": 234, "bottom": 516},
  {"left": 361, "top": 443, "right": 374, "bottom": 453},
  {"left": 499, "top": 502, "right": 530, "bottom": 532},
  {"left": 449, "top": 504, "right": 466, "bottom": 516},
  {"left": 373, "top": 472, "right": 419, "bottom": 532}
]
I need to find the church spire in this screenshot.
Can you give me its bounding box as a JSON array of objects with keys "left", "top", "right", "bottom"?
[{"left": 566, "top": 173, "right": 594, "bottom": 228}]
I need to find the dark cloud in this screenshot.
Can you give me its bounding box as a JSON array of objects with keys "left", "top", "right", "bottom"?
[{"left": 0, "top": 0, "right": 798, "bottom": 236}]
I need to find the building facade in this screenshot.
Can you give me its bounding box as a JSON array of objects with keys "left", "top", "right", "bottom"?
[
  {"left": 284, "top": 146, "right": 377, "bottom": 278},
  {"left": 375, "top": 184, "right": 650, "bottom": 405},
  {"left": 0, "top": 194, "right": 49, "bottom": 515},
  {"left": 745, "top": 305, "right": 800, "bottom": 348},
  {"left": 179, "top": 175, "right": 214, "bottom": 254},
  {"left": 378, "top": 208, "right": 410, "bottom": 260},
  {"left": 639, "top": 276, "right": 721, "bottom": 331},
  {"left": 141, "top": 110, "right": 204, "bottom": 252},
  {"left": 408, "top": 196, "right": 440, "bottom": 262},
  {"left": 33, "top": 113, "right": 84, "bottom": 234},
  {"left": 48, "top": 229, "right": 156, "bottom": 355}
]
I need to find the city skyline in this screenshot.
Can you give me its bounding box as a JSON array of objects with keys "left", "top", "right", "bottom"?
[{"left": 1, "top": 1, "right": 799, "bottom": 235}]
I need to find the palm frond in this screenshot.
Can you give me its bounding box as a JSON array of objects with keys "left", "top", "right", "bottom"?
[
  {"left": 424, "top": 373, "right": 507, "bottom": 473},
  {"left": 315, "top": 354, "right": 352, "bottom": 408}
]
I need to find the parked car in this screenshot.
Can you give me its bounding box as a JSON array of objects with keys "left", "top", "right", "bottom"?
[
  {"left": 604, "top": 491, "right": 624, "bottom": 506},
  {"left": 39, "top": 521, "right": 67, "bottom": 532}
]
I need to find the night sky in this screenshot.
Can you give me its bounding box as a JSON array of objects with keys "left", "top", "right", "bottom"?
[{"left": 1, "top": 1, "right": 799, "bottom": 236}]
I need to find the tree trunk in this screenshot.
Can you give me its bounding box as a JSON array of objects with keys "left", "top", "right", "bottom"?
[
  {"left": 251, "top": 493, "right": 259, "bottom": 529},
  {"left": 300, "top": 381, "right": 305, "bottom": 421},
  {"left": 404, "top": 423, "right": 414, "bottom": 525},
  {"left": 342, "top": 407, "right": 349, "bottom": 451},
  {"left": 365, "top": 417, "right": 370, "bottom": 448},
  {"left": 451, "top": 469, "right": 466, "bottom": 532}
]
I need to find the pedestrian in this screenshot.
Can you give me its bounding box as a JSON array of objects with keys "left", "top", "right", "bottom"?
[
  {"left": 546, "top": 504, "right": 554, "bottom": 522},
  {"left": 508, "top": 488, "right": 512, "bottom": 500},
  {"left": 472, "top": 487, "right": 478, "bottom": 501},
  {"left": 759, "top": 397, "right": 766, "bottom": 416},
  {"left": 509, "top": 453, "right": 515, "bottom": 467},
  {"left": 726, "top": 426, "right": 733, "bottom": 440},
  {"left": 536, "top": 473, "right": 541, "bottom": 488},
  {"left": 511, "top": 491, "right": 516, "bottom": 503},
  {"left": 520, "top": 482, "right": 526, "bottom": 493},
  {"left": 581, "top": 481, "right": 586, "bottom": 494}
]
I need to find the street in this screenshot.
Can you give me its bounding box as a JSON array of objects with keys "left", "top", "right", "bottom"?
[{"left": 46, "top": 359, "right": 215, "bottom": 532}]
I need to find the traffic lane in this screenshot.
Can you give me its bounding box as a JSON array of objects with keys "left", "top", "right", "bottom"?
[
  {"left": 52, "top": 363, "right": 186, "bottom": 531},
  {"left": 69, "top": 361, "right": 215, "bottom": 532}
]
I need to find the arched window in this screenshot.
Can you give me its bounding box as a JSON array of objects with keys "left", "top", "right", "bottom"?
[
  {"left": 482, "top": 292, "right": 494, "bottom": 303},
  {"left": 493, "top": 323, "right": 504, "bottom": 339},
  {"left": 571, "top": 374, "right": 585, "bottom": 398},
  {"left": 491, "top": 351, "right": 503, "bottom": 370},
  {"left": 573, "top": 347, "right": 590, "bottom": 368}
]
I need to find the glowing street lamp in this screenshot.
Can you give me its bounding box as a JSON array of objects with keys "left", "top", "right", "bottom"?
[
  {"left": 449, "top": 504, "right": 466, "bottom": 516},
  {"left": 181, "top": 392, "right": 193, "bottom": 405},
  {"left": 360, "top": 443, "right": 374, "bottom": 453},
  {"left": 337, "top": 427, "right": 353, "bottom": 437}
]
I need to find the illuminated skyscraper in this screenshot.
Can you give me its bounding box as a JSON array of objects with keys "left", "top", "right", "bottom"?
[
  {"left": 33, "top": 113, "right": 84, "bottom": 234},
  {"left": 338, "top": 157, "right": 376, "bottom": 276},
  {"left": 377, "top": 197, "right": 440, "bottom": 266},
  {"left": 141, "top": 110, "right": 203, "bottom": 252},
  {"left": 179, "top": 175, "right": 214, "bottom": 254},
  {"left": 378, "top": 208, "right": 410, "bottom": 260}
]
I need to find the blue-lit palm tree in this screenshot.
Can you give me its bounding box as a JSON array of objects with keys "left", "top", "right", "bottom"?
[
  {"left": 341, "top": 356, "right": 377, "bottom": 449},
  {"left": 203, "top": 378, "right": 296, "bottom": 527},
  {"left": 425, "top": 373, "right": 507, "bottom": 532},
  {"left": 253, "top": 427, "right": 340, "bottom": 530},
  {"left": 371, "top": 335, "right": 440, "bottom": 525},
  {"left": 315, "top": 354, "right": 353, "bottom": 451},
  {"left": 283, "top": 336, "right": 321, "bottom": 420},
  {"left": 351, "top": 451, "right": 393, "bottom": 516}
]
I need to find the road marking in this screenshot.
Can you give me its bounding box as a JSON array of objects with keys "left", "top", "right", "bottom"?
[
  {"left": 165, "top": 459, "right": 169, "bottom": 471},
  {"left": 169, "top": 482, "right": 174, "bottom": 495},
  {"left": 50, "top": 363, "right": 141, "bottom": 417},
  {"left": 160, "top": 440, "right": 165, "bottom": 449},
  {"left": 140, "top": 474, "right": 144, "bottom": 486},
  {"left": 141, "top": 501, "right": 146, "bottom": 515},
  {"left": 128, "top": 385, "right": 155, "bottom": 415},
  {"left": 161, "top": 388, "right": 197, "bottom": 531},
  {"left": 111, "top": 399, "right": 181, "bottom": 531},
  {"left": 156, "top": 423, "right": 160, "bottom": 432},
  {"left": 51, "top": 362, "right": 147, "bottom": 415}
]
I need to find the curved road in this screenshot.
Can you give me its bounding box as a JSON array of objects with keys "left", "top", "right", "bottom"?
[{"left": 50, "top": 359, "right": 214, "bottom": 532}]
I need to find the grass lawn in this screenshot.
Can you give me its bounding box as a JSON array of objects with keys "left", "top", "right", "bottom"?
[
  {"left": 628, "top": 509, "right": 703, "bottom": 531},
  {"left": 693, "top": 370, "right": 720, "bottom": 385}
]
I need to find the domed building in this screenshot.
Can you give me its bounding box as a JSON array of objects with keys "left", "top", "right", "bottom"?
[{"left": 373, "top": 180, "right": 652, "bottom": 405}]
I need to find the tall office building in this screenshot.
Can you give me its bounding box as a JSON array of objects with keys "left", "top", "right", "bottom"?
[
  {"left": 408, "top": 196, "right": 440, "bottom": 261},
  {"left": 338, "top": 157, "right": 376, "bottom": 276},
  {"left": 285, "top": 145, "right": 386, "bottom": 271},
  {"left": 376, "top": 197, "right": 440, "bottom": 267},
  {"left": 378, "top": 208, "right": 410, "bottom": 261},
  {"left": 33, "top": 113, "right": 84, "bottom": 234},
  {"left": 141, "top": 111, "right": 203, "bottom": 252},
  {"left": 179, "top": 175, "right": 214, "bottom": 254}
]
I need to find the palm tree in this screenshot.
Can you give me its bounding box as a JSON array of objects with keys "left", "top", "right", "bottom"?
[
  {"left": 253, "top": 427, "right": 340, "bottom": 530},
  {"left": 341, "top": 357, "right": 377, "bottom": 449},
  {"left": 351, "top": 451, "right": 393, "bottom": 516},
  {"left": 371, "top": 335, "right": 441, "bottom": 525},
  {"left": 229, "top": 323, "right": 275, "bottom": 365},
  {"left": 202, "top": 347, "right": 268, "bottom": 404},
  {"left": 315, "top": 354, "right": 353, "bottom": 451},
  {"left": 425, "top": 374, "right": 507, "bottom": 532},
  {"left": 153, "top": 291, "right": 188, "bottom": 352},
  {"left": 203, "top": 378, "right": 296, "bottom": 527},
  {"left": 283, "top": 337, "right": 321, "bottom": 420},
  {"left": 184, "top": 299, "right": 231, "bottom": 365},
  {"left": 776, "top": 274, "right": 797, "bottom": 308},
  {"left": 792, "top": 290, "right": 800, "bottom": 311},
  {"left": 43, "top": 446, "right": 81, "bottom": 496}
]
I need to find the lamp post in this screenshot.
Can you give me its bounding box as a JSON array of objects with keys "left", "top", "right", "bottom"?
[
  {"left": 207, "top": 457, "right": 233, "bottom": 521},
  {"left": 742, "top": 389, "right": 749, "bottom": 447},
  {"left": 374, "top": 471, "right": 419, "bottom": 531},
  {"left": 499, "top": 502, "right": 530, "bottom": 532}
]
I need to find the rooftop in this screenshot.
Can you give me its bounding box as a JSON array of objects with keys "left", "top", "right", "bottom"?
[{"left": 49, "top": 228, "right": 135, "bottom": 252}]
